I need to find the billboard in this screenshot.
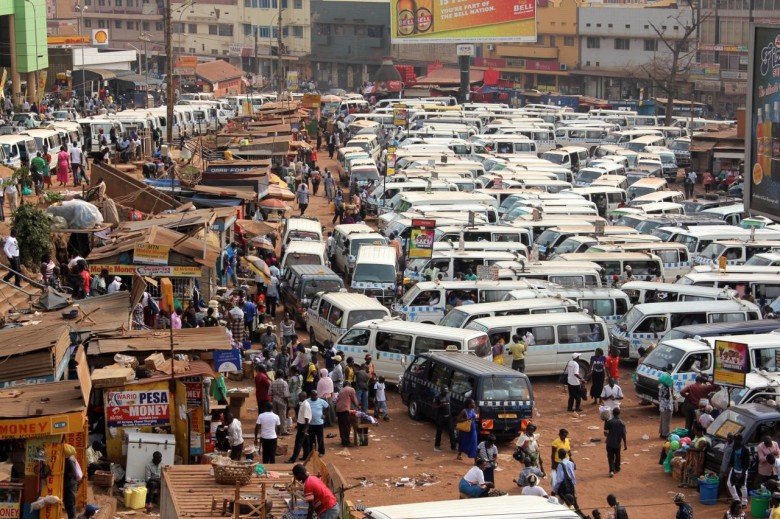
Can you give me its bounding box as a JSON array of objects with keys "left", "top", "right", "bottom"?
[
  {"left": 390, "top": 0, "right": 536, "bottom": 44},
  {"left": 713, "top": 340, "right": 748, "bottom": 388},
  {"left": 105, "top": 390, "right": 171, "bottom": 427},
  {"left": 746, "top": 25, "right": 780, "bottom": 219}
]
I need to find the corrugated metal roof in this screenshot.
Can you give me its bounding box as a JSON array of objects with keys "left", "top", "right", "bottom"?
[
  {"left": 0, "top": 380, "right": 86, "bottom": 417},
  {"left": 87, "top": 226, "right": 220, "bottom": 267},
  {"left": 88, "top": 327, "right": 232, "bottom": 355},
  {"left": 0, "top": 324, "right": 71, "bottom": 356},
  {"left": 36, "top": 292, "right": 131, "bottom": 333}
]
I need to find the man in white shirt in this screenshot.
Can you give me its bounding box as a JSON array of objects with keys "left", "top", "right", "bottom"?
[
  {"left": 565, "top": 352, "right": 584, "bottom": 413},
  {"left": 226, "top": 412, "right": 244, "bottom": 461},
  {"left": 4, "top": 180, "right": 18, "bottom": 214},
  {"left": 107, "top": 276, "right": 122, "bottom": 294},
  {"left": 459, "top": 458, "right": 494, "bottom": 498},
  {"left": 254, "top": 401, "right": 281, "bottom": 464},
  {"left": 3, "top": 229, "right": 20, "bottom": 287},
  {"left": 599, "top": 378, "right": 625, "bottom": 405},
  {"left": 69, "top": 143, "right": 84, "bottom": 186},
  {"left": 286, "top": 392, "right": 312, "bottom": 463}
]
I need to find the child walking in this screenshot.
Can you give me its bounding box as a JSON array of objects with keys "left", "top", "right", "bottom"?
[{"left": 374, "top": 376, "right": 389, "bottom": 421}]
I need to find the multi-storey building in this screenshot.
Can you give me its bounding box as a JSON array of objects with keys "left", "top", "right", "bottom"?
[{"left": 1, "top": 0, "right": 49, "bottom": 104}]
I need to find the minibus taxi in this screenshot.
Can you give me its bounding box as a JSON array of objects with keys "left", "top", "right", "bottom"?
[
  {"left": 564, "top": 186, "right": 627, "bottom": 216},
  {"left": 282, "top": 217, "right": 322, "bottom": 247},
  {"left": 389, "top": 191, "right": 499, "bottom": 213},
  {"left": 534, "top": 225, "right": 639, "bottom": 256},
  {"left": 280, "top": 241, "right": 327, "bottom": 272},
  {"left": 504, "top": 287, "right": 630, "bottom": 323},
  {"left": 591, "top": 175, "right": 629, "bottom": 190},
  {"left": 672, "top": 226, "right": 780, "bottom": 254},
  {"left": 437, "top": 224, "right": 532, "bottom": 247},
  {"left": 554, "top": 252, "right": 665, "bottom": 282},
  {"left": 634, "top": 334, "right": 780, "bottom": 407},
  {"left": 693, "top": 240, "right": 780, "bottom": 267},
  {"left": 550, "top": 234, "right": 662, "bottom": 256},
  {"left": 335, "top": 318, "right": 490, "bottom": 382},
  {"left": 585, "top": 242, "right": 691, "bottom": 279},
  {"left": 307, "top": 293, "right": 390, "bottom": 348},
  {"left": 351, "top": 245, "right": 397, "bottom": 304},
  {"left": 466, "top": 313, "right": 609, "bottom": 378},
  {"left": 391, "top": 279, "right": 555, "bottom": 324},
  {"left": 745, "top": 252, "right": 780, "bottom": 267},
  {"left": 626, "top": 178, "right": 668, "bottom": 200},
  {"left": 660, "top": 319, "right": 780, "bottom": 342},
  {"left": 620, "top": 280, "right": 737, "bottom": 305},
  {"left": 494, "top": 262, "right": 603, "bottom": 288},
  {"left": 439, "top": 297, "right": 580, "bottom": 328},
  {"left": 404, "top": 250, "right": 520, "bottom": 282},
  {"left": 609, "top": 300, "right": 761, "bottom": 358},
  {"left": 677, "top": 272, "right": 780, "bottom": 303},
  {"left": 363, "top": 495, "right": 580, "bottom": 519},
  {"left": 627, "top": 190, "right": 685, "bottom": 207}
]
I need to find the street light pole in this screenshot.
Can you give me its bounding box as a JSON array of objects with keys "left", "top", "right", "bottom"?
[
  {"left": 75, "top": 3, "right": 88, "bottom": 104},
  {"left": 277, "top": 0, "right": 284, "bottom": 96},
  {"left": 165, "top": 0, "right": 173, "bottom": 144},
  {"left": 139, "top": 32, "right": 151, "bottom": 101},
  {"left": 175, "top": 1, "right": 196, "bottom": 101},
  {"left": 24, "top": 0, "right": 39, "bottom": 104}
]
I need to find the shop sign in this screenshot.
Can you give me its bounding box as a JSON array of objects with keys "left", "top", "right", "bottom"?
[
  {"left": 133, "top": 244, "right": 170, "bottom": 266},
  {"left": 106, "top": 390, "right": 170, "bottom": 427},
  {"left": 88, "top": 265, "right": 202, "bottom": 277},
  {"left": 183, "top": 381, "right": 203, "bottom": 407},
  {"left": 0, "top": 414, "right": 83, "bottom": 440},
  {"left": 214, "top": 349, "right": 242, "bottom": 373}
]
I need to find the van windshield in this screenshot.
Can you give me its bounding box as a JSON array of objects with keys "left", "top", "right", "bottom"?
[
  {"left": 617, "top": 306, "right": 644, "bottom": 331},
  {"left": 303, "top": 280, "right": 343, "bottom": 297},
  {"left": 483, "top": 376, "right": 531, "bottom": 401},
  {"left": 439, "top": 308, "right": 469, "bottom": 328},
  {"left": 406, "top": 258, "right": 430, "bottom": 274},
  {"left": 353, "top": 264, "right": 395, "bottom": 284},
  {"left": 351, "top": 237, "right": 386, "bottom": 256},
  {"left": 642, "top": 343, "right": 686, "bottom": 371},
  {"left": 346, "top": 310, "right": 389, "bottom": 329},
  {"left": 699, "top": 243, "right": 727, "bottom": 260},
  {"left": 286, "top": 254, "right": 321, "bottom": 268},
  {"left": 660, "top": 329, "right": 691, "bottom": 341}
]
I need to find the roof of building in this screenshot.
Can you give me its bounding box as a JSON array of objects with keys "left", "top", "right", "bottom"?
[
  {"left": 415, "top": 68, "right": 484, "bottom": 86},
  {"left": 88, "top": 327, "right": 232, "bottom": 356},
  {"left": 196, "top": 60, "right": 246, "bottom": 84},
  {"left": 0, "top": 379, "right": 87, "bottom": 418},
  {"left": 87, "top": 226, "right": 220, "bottom": 267}
]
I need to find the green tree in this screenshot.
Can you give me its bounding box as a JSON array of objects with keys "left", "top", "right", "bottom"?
[{"left": 11, "top": 202, "right": 51, "bottom": 270}]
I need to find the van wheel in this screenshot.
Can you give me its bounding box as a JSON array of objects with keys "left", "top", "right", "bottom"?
[
  {"left": 309, "top": 328, "right": 317, "bottom": 347},
  {"left": 577, "top": 359, "right": 591, "bottom": 381},
  {"left": 408, "top": 398, "right": 423, "bottom": 421}
]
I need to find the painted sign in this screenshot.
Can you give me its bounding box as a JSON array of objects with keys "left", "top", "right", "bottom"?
[
  {"left": 408, "top": 218, "right": 435, "bottom": 259},
  {"left": 0, "top": 413, "right": 83, "bottom": 440},
  {"left": 133, "top": 244, "right": 171, "bottom": 265},
  {"left": 713, "top": 340, "right": 748, "bottom": 387},
  {"left": 391, "top": 0, "right": 536, "bottom": 44},
  {"left": 302, "top": 94, "right": 321, "bottom": 108},
  {"left": 105, "top": 390, "right": 171, "bottom": 427},
  {"left": 745, "top": 25, "right": 780, "bottom": 220},
  {"left": 92, "top": 29, "right": 109, "bottom": 47},
  {"left": 183, "top": 381, "right": 203, "bottom": 407},
  {"left": 214, "top": 349, "right": 242, "bottom": 373},
  {"left": 88, "top": 265, "right": 202, "bottom": 277},
  {"left": 393, "top": 106, "right": 409, "bottom": 127}
]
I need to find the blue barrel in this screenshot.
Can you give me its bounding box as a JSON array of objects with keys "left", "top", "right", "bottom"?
[{"left": 698, "top": 477, "right": 720, "bottom": 505}]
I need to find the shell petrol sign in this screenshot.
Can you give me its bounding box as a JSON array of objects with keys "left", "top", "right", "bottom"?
[{"left": 92, "top": 29, "right": 109, "bottom": 47}]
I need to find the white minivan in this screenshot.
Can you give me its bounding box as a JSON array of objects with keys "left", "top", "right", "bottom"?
[
  {"left": 335, "top": 318, "right": 490, "bottom": 382},
  {"left": 351, "top": 245, "right": 397, "bottom": 304},
  {"left": 307, "top": 292, "right": 390, "bottom": 347}
]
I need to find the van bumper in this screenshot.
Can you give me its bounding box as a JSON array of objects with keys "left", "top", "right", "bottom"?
[{"left": 609, "top": 330, "right": 630, "bottom": 358}]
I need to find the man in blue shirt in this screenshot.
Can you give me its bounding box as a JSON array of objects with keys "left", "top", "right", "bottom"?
[
  {"left": 308, "top": 390, "right": 329, "bottom": 456},
  {"left": 242, "top": 298, "right": 257, "bottom": 338}
]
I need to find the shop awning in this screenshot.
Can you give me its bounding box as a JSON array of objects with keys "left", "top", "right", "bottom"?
[
  {"left": 690, "top": 141, "right": 717, "bottom": 153},
  {"left": 713, "top": 151, "right": 744, "bottom": 160},
  {"left": 89, "top": 327, "right": 232, "bottom": 356},
  {"left": 84, "top": 68, "right": 117, "bottom": 80}
]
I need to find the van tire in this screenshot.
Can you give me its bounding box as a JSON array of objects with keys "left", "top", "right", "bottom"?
[
  {"left": 577, "top": 359, "right": 591, "bottom": 381},
  {"left": 408, "top": 398, "right": 423, "bottom": 421}
]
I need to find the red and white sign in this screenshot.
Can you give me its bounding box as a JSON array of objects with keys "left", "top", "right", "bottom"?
[{"left": 106, "top": 390, "right": 170, "bottom": 427}]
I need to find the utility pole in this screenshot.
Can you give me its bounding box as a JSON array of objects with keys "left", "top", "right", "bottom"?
[
  {"left": 277, "top": 0, "right": 284, "bottom": 96},
  {"left": 254, "top": 27, "right": 259, "bottom": 81},
  {"left": 139, "top": 32, "right": 151, "bottom": 105},
  {"left": 165, "top": 0, "right": 173, "bottom": 144}
]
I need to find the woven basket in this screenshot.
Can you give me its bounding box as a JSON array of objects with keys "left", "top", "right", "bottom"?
[{"left": 212, "top": 461, "right": 256, "bottom": 485}]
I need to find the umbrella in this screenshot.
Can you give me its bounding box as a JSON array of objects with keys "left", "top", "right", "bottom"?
[
  {"left": 250, "top": 236, "right": 275, "bottom": 251},
  {"left": 320, "top": 94, "right": 342, "bottom": 103},
  {"left": 259, "top": 198, "right": 292, "bottom": 211},
  {"left": 266, "top": 185, "right": 295, "bottom": 201},
  {"left": 236, "top": 219, "right": 277, "bottom": 237},
  {"left": 242, "top": 255, "right": 271, "bottom": 284}
]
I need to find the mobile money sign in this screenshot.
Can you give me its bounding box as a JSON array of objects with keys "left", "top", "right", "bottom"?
[
  {"left": 391, "top": 0, "right": 536, "bottom": 44},
  {"left": 106, "top": 390, "right": 171, "bottom": 427},
  {"left": 713, "top": 340, "right": 748, "bottom": 388},
  {"left": 409, "top": 218, "right": 435, "bottom": 258},
  {"left": 746, "top": 25, "right": 780, "bottom": 220}
]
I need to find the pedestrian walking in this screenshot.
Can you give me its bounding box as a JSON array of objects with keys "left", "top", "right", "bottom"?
[
  {"left": 658, "top": 373, "right": 675, "bottom": 438},
  {"left": 286, "top": 392, "right": 311, "bottom": 463},
  {"left": 324, "top": 169, "right": 335, "bottom": 202},
  {"left": 725, "top": 433, "right": 751, "bottom": 507},
  {"left": 307, "top": 390, "right": 328, "bottom": 456},
  {"left": 332, "top": 189, "right": 344, "bottom": 224},
  {"left": 684, "top": 169, "right": 697, "bottom": 199},
  {"left": 589, "top": 347, "right": 606, "bottom": 404},
  {"left": 311, "top": 167, "right": 321, "bottom": 196},
  {"left": 456, "top": 398, "right": 478, "bottom": 461},
  {"left": 254, "top": 402, "right": 280, "bottom": 464},
  {"left": 604, "top": 407, "right": 627, "bottom": 477},
  {"left": 550, "top": 428, "right": 571, "bottom": 489},
  {"left": 564, "top": 353, "right": 585, "bottom": 412},
  {"left": 552, "top": 448, "right": 578, "bottom": 508},
  {"left": 672, "top": 493, "right": 694, "bottom": 519},
  {"left": 3, "top": 229, "right": 20, "bottom": 287},
  {"left": 296, "top": 182, "right": 309, "bottom": 215},
  {"left": 606, "top": 494, "right": 629, "bottom": 519},
  {"left": 508, "top": 334, "right": 526, "bottom": 372},
  {"left": 433, "top": 387, "right": 456, "bottom": 452}
]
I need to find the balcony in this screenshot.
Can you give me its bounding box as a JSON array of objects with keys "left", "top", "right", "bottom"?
[{"left": 495, "top": 45, "right": 558, "bottom": 60}]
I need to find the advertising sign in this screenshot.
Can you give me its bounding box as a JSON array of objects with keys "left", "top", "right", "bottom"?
[
  {"left": 391, "top": 0, "right": 536, "bottom": 44},
  {"left": 105, "top": 390, "right": 171, "bottom": 427},
  {"left": 393, "top": 106, "right": 409, "bottom": 127},
  {"left": 174, "top": 56, "right": 198, "bottom": 76},
  {"left": 0, "top": 413, "right": 83, "bottom": 440},
  {"left": 92, "top": 29, "right": 109, "bottom": 47},
  {"left": 302, "top": 94, "right": 321, "bottom": 108},
  {"left": 746, "top": 25, "right": 780, "bottom": 219},
  {"left": 408, "top": 218, "right": 435, "bottom": 259},
  {"left": 88, "top": 264, "right": 201, "bottom": 277},
  {"left": 713, "top": 340, "right": 748, "bottom": 387},
  {"left": 133, "top": 244, "right": 170, "bottom": 266},
  {"left": 214, "top": 349, "right": 242, "bottom": 373}
]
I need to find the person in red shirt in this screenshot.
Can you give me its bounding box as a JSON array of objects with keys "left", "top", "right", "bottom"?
[
  {"left": 605, "top": 348, "right": 620, "bottom": 382},
  {"left": 292, "top": 464, "right": 339, "bottom": 519},
  {"left": 680, "top": 376, "right": 718, "bottom": 432},
  {"left": 254, "top": 365, "right": 272, "bottom": 410}
]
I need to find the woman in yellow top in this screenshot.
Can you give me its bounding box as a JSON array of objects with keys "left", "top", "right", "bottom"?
[
  {"left": 770, "top": 492, "right": 780, "bottom": 519},
  {"left": 550, "top": 428, "right": 572, "bottom": 489},
  {"left": 492, "top": 337, "right": 506, "bottom": 366}
]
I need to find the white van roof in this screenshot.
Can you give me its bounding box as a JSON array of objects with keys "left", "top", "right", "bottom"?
[
  {"left": 447, "top": 297, "right": 578, "bottom": 316},
  {"left": 621, "top": 280, "right": 736, "bottom": 298},
  {"left": 355, "top": 245, "right": 396, "bottom": 265},
  {"left": 285, "top": 217, "right": 322, "bottom": 235},
  {"left": 318, "top": 292, "right": 388, "bottom": 310},
  {"left": 364, "top": 496, "right": 579, "bottom": 519},
  {"left": 468, "top": 312, "right": 604, "bottom": 331},
  {"left": 354, "top": 318, "right": 487, "bottom": 341},
  {"left": 630, "top": 299, "right": 759, "bottom": 315},
  {"left": 335, "top": 223, "right": 374, "bottom": 235}
]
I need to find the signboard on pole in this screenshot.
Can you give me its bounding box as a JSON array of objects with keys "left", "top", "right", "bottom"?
[
  {"left": 713, "top": 340, "right": 748, "bottom": 388},
  {"left": 391, "top": 0, "right": 537, "bottom": 44},
  {"left": 745, "top": 25, "right": 780, "bottom": 220},
  {"left": 409, "top": 218, "right": 435, "bottom": 259},
  {"left": 393, "top": 106, "right": 409, "bottom": 127}
]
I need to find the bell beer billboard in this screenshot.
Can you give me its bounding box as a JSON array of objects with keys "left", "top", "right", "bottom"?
[
  {"left": 746, "top": 25, "right": 780, "bottom": 219},
  {"left": 390, "top": 0, "right": 537, "bottom": 44}
]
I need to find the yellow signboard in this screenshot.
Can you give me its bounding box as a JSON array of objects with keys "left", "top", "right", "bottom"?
[
  {"left": 390, "top": 0, "right": 537, "bottom": 44},
  {"left": 88, "top": 265, "right": 202, "bottom": 277},
  {"left": 0, "top": 413, "right": 84, "bottom": 441},
  {"left": 133, "top": 243, "right": 171, "bottom": 266},
  {"left": 302, "top": 94, "right": 321, "bottom": 108}
]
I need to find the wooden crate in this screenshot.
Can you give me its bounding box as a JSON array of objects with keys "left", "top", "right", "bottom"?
[{"left": 92, "top": 470, "right": 115, "bottom": 491}]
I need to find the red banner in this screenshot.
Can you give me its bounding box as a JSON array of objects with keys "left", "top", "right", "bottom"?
[{"left": 526, "top": 60, "right": 560, "bottom": 72}]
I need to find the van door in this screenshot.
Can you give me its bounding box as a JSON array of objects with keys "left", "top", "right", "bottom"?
[{"left": 373, "top": 329, "right": 413, "bottom": 382}]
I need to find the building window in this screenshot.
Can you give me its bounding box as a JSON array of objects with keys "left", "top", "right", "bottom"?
[
  {"left": 549, "top": 35, "right": 556, "bottom": 47},
  {"left": 564, "top": 36, "right": 574, "bottom": 46},
  {"left": 115, "top": 0, "right": 121, "bottom": 5},
  {"left": 115, "top": 20, "right": 122, "bottom": 29},
  {"left": 84, "top": 19, "right": 92, "bottom": 27},
  {"left": 98, "top": 19, "right": 106, "bottom": 28},
  {"left": 294, "top": 0, "right": 303, "bottom": 8},
  {"left": 625, "top": 24, "right": 630, "bottom": 28},
  {"left": 173, "top": 22, "right": 183, "bottom": 33},
  {"left": 244, "top": 23, "right": 252, "bottom": 36},
  {"left": 156, "top": 22, "right": 163, "bottom": 31},
  {"left": 586, "top": 37, "right": 600, "bottom": 48},
  {"left": 608, "top": 23, "right": 613, "bottom": 28},
  {"left": 211, "top": 49, "right": 218, "bottom": 55},
  {"left": 281, "top": 0, "right": 287, "bottom": 7},
  {"left": 614, "top": 38, "right": 630, "bottom": 50},
  {"left": 189, "top": 24, "right": 197, "bottom": 33},
  {"left": 354, "top": 25, "right": 365, "bottom": 36},
  {"left": 189, "top": 47, "right": 195, "bottom": 53},
  {"left": 537, "top": 33, "right": 544, "bottom": 44},
  {"left": 85, "top": 0, "right": 91, "bottom": 4},
  {"left": 334, "top": 25, "right": 344, "bottom": 36},
  {"left": 258, "top": 26, "right": 270, "bottom": 38},
  {"left": 97, "top": 0, "right": 104, "bottom": 5},
  {"left": 128, "top": 21, "right": 135, "bottom": 29},
  {"left": 293, "top": 26, "right": 303, "bottom": 38},
  {"left": 644, "top": 39, "right": 658, "bottom": 51},
  {"left": 283, "top": 26, "right": 288, "bottom": 37},
  {"left": 142, "top": 22, "right": 150, "bottom": 31},
  {"left": 316, "top": 23, "right": 330, "bottom": 35},
  {"left": 218, "top": 24, "right": 233, "bottom": 37},
  {"left": 245, "top": 0, "right": 251, "bottom": 6},
  {"left": 223, "top": 50, "right": 229, "bottom": 55},
  {"left": 259, "top": 0, "right": 270, "bottom": 7},
  {"left": 209, "top": 24, "right": 218, "bottom": 35}
]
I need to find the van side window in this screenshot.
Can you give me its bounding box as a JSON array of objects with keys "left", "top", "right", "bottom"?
[
  {"left": 580, "top": 299, "right": 614, "bottom": 318},
  {"left": 750, "top": 420, "right": 780, "bottom": 444},
  {"left": 408, "top": 357, "right": 431, "bottom": 378},
  {"left": 709, "top": 312, "right": 747, "bottom": 323},
  {"left": 615, "top": 298, "right": 628, "bottom": 315},
  {"left": 656, "top": 250, "right": 680, "bottom": 264},
  {"left": 754, "top": 348, "right": 780, "bottom": 371},
  {"left": 558, "top": 323, "right": 604, "bottom": 343},
  {"left": 636, "top": 316, "right": 667, "bottom": 334},
  {"left": 430, "top": 363, "right": 453, "bottom": 387},
  {"left": 415, "top": 336, "right": 448, "bottom": 355},
  {"left": 412, "top": 290, "right": 441, "bottom": 306},
  {"left": 480, "top": 290, "right": 509, "bottom": 303},
  {"left": 339, "top": 328, "right": 370, "bottom": 346},
  {"left": 627, "top": 261, "right": 658, "bottom": 277},
  {"left": 671, "top": 312, "right": 705, "bottom": 327},
  {"left": 681, "top": 353, "right": 711, "bottom": 372},
  {"left": 450, "top": 371, "right": 475, "bottom": 397},
  {"left": 549, "top": 275, "right": 586, "bottom": 288},
  {"left": 320, "top": 301, "right": 332, "bottom": 320},
  {"left": 376, "top": 331, "right": 412, "bottom": 356},
  {"left": 328, "top": 305, "right": 343, "bottom": 327},
  {"left": 494, "top": 233, "right": 519, "bottom": 243},
  {"left": 453, "top": 258, "right": 482, "bottom": 273},
  {"left": 527, "top": 326, "right": 554, "bottom": 345}
]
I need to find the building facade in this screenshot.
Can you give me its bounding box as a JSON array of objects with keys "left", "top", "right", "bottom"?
[
  {"left": 0, "top": 0, "right": 49, "bottom": 104},
  {"left": 309, "top": 0, "right": 390, "bottom": 91},
  {"left": 577, "top": 3, "right": 694, "bottom": 100}
]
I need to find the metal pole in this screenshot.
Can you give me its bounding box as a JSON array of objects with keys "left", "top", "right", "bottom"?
[
  {"left": 25, "top": 0, "right": 39, "bottom": 103},
  {"left": 165, "top": 0, "right": 173, "bottom": 144},
  {"left": 277, "top": 1, "right": 283, "bottom": 96}
]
